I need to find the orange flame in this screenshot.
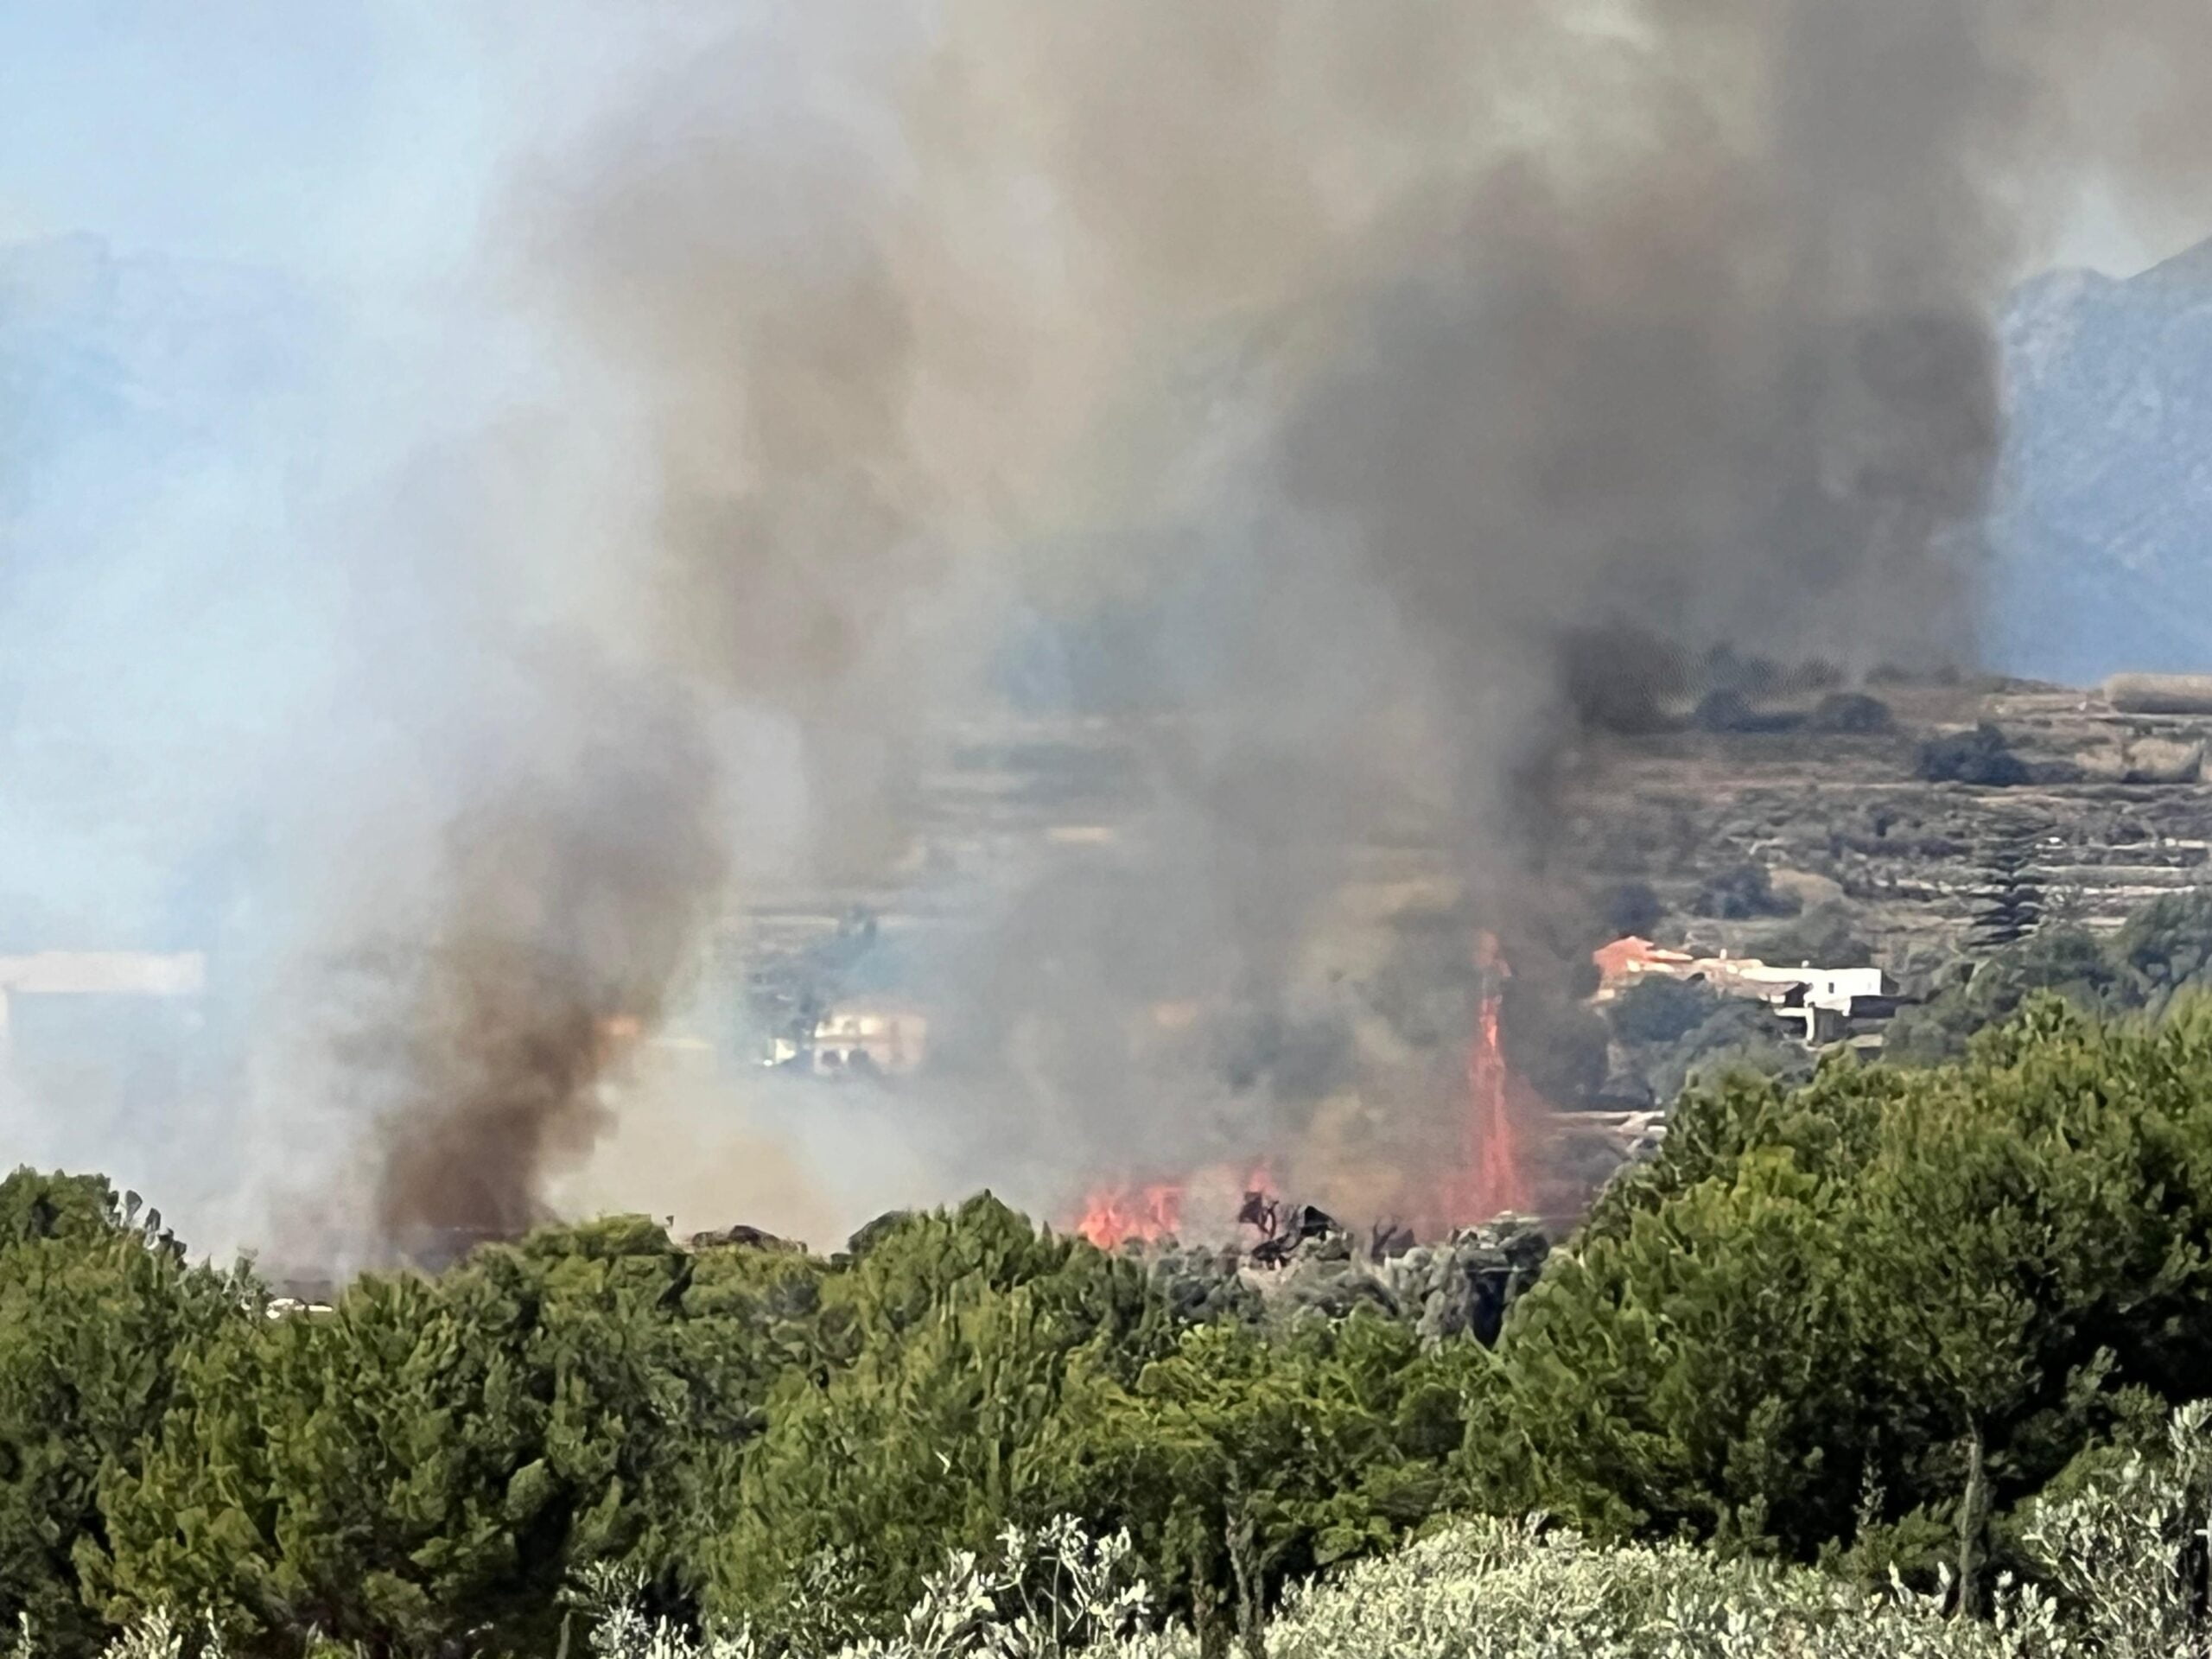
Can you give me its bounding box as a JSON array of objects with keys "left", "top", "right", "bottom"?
[
  {"left": 1465, "top": 982, "right": 1535, "bottom": 1219},
  {"left": 1072, "top": 1162, "right": 1279, "bottom": 1250},
  {"left": 1075, "top": 1181, "right": 1182, "bottom": 1249}
]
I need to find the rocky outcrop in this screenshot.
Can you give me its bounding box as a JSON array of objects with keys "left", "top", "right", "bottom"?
[{"left": 1993, "top": 242, "right": 2212, "bottom": 682}]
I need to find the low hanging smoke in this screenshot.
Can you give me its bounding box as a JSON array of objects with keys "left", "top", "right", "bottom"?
[
  {"left": 267, "top": 0, "right": 2212, "bottom": 1255},
  {"left": 366, "top": 667, "right": 724, "bottom": 1246}
]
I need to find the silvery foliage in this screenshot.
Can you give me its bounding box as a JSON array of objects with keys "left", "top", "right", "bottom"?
[
  {"left": 577, "top": 1517, "right": 1148, "bottom": 1659},
  {"left": 1076, "top": 1405, "right": 2212, "bottom": 1659},
  {"left": 1080, "top": 1407, "right": 2210, "bottom": 1658},
  {"left": 45, "top": 1405, "right": 2212, "bottom": 1658},
  {"left": 842, "top": 1517, "right": 1151, "bottom": 1659},
  {"left": 5, "top": 1610, "right": 232, "bottom": 1659},
  {"left": 1070, "top": 1518, "right": 2067, "bottom": 1659},
  {"left": 571, "top": 1565, "right": 767, "bottom": 1659},
  {"left": 2020, "top": 1398, "right": 2212, "bottom": 1659}
]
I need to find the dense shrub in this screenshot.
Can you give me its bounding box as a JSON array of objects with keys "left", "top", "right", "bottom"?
[
  {"left": 1476, "top": 998, "right": 2212, "bottom": 1590},
  {"left": 572, "top": 1403, "right": 2212, "bottom": 1657},
  {"left": 1918, "top": 725, "right": 2031, "bottom": 786},
  {"left": 1607, "top": 982, "right": 1811, "bottom": 1103},
  {"left": 1809, "top": 691, "right": 1895, "bottom": 734},
  {"left": 28, "top": 960, "right": 2212, "bottom": 1651},
  {"left": 1751, "top": 900, "right": 1877, "bottom": 971},
  {"left": 1607, "top": 976, "right": 1723, "bottom": 1050},
  {"left": 1692, "top": 863, "right": 1801, "bottom": 921},
  {"left": 1887, "top": 892, "right": 2212, "bottom": 1063},
  {"left": 1599, "top": 881, "right": 1665, "bottom": 943},
  {"left": 0, "top": 1173, "right": 247, "bottom": 1657}
]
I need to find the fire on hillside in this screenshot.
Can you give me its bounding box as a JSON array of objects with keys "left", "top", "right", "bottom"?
[{"left": 1070, "top": 932, "right": 1547, "bottom": 1251}]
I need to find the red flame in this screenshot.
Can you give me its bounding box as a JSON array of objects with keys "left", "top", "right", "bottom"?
[
  {"left": 1075, "top": 1181, "right": 1183, "bottom": 1249},
  {"left": 1073, "top": 1162, "right": 1278, "bottom": 1250},
  {"left": 1415, "top": 938, "right": 1539, "bottom": 1238},
  {"left": 1465, "top": 982, "right": 1535, "bottom": 1218},
  {"left": 1075, "top": 934, "right": 1549, "bottom": 1247}
]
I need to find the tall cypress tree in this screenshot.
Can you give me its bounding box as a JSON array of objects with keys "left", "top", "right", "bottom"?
[{"left": 1967, "top": 822, "right": 2047, "bottom": 952}]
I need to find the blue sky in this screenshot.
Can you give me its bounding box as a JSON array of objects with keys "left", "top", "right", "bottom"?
[{"left": 1, "top": 4, "right": 424, "bottom": 273}]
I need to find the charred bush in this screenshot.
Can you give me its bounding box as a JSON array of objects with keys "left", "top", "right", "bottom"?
[
  {"left": 1558, "top": 625, "right": 1688, "bottom": 734},
  {"left": 1600, "top": 880, "right": 1666, "bottom": 941},
  {"left": 1693, "top": 862, "right": 1802, "bottom": 920},
  {"left": 1918, "top": 723, "right": 2031, "bottom": 786},
  {"left": 1694, "top": 689, "right": 1803, "bottom": 734},
  {"left": 1809, "top": 691, "right": 1894, "bottom": 733}
]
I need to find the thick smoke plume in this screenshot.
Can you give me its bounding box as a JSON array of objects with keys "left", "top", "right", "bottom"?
[{"left": 291, "top": 0, "right": 2212, "bottom": 1250}]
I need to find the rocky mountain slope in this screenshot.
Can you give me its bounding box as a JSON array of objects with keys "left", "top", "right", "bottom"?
[
  {"left": 1993, "top": 237, "right": 2212, "bottom": 683},
  {"left": 1557, "top": 677, "right": 2212, "bottom": 981}
]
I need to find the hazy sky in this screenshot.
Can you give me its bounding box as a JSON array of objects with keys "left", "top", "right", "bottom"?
[
  {"left": 2, "top": 5, "right": 433, "bottom": 276},
  {"left": 0, "top": 3, "right": 2194, "bottom": 961},
  {"left": 0, "top": 3, "right": 2196, "bottom": 285},
  {"left": 3, "top": 3, "right": 2206, "bottom": 1248}
]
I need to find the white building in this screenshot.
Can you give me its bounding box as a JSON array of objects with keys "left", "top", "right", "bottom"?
[
  {"left": 0, "top": 951, "right": 206, "bottom": 1058},
  {"left": 1593, "top": 938, "right": 1896, "bottom": 1048},
  {"left": 761, "top": 1000, "right": 930, "bottom": 1077}
]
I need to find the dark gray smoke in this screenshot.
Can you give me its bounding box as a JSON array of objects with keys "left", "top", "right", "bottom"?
[
  {"left": 366, "top": 662, "right": 723, "bottom": 1246},
  {"left": 335, "top": 0, "right": 2210, "bottom": 1247}
]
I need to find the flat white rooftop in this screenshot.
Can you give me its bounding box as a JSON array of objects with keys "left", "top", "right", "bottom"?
[{"left": 0, "top": 952, "right": 207, "bottom": 996}]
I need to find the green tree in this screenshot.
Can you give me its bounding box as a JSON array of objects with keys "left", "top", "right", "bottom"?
[
  {"left": 92, "top": 1216, "right": 803, "bottom": 1656},
  {"left": 1478, "top": 999, "right": 2212, "bottom": 1584},
  {"left": 2107, "top": 889, "right": 2212, "bottom": 1013},
  {"left": 698, "top": 1198, "right": 1170, "bottom": 1643},
  {"left": 0, "top": 1170, "right": 246, "bottom": 1657},
  {"left": 1045, "top": 1314, "right": 1487, "bottom": 1657},
  {"left": 1884, "top": 925, "right": 2120, "bottom": 1064},
  {"left": 1608, "top": 977, "right": 1723, "bottom": 1049}
]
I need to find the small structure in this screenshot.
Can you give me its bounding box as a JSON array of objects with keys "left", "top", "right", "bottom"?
[
  {"left": 1592, "top": 938, "right": 1902, "bottom": 1050},
  {"left": 0, "top": 951, "right": 207, "bottom": 1069},
  {"left": 1592, "top": 938, "right": 1697, "bottom": 1001},
  {"left": 762, "top": 999, "right": 929, "bottom": 1077}
]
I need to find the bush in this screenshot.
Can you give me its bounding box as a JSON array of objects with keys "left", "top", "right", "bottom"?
[
  {"left": 1751, "top": 901, "right": 1876, "bottom": 971},
  {"left": 1694, "top": 690, "right": 1802, "bottom": 735},
  {"left": 575, "top": 1406, "right": 2212, "bottom": 1656},
  {"left": 1918, "top": 726, "right": 2031, "bottom": 787},
  {"left": 1599, "top": 881, "right": 1666, "bottom": 944},
  {"left": 1476, "top": 999, "right": 2212, "bottom": 1582},
  {"left": 1692, "top": 863, "right": 1802, "bottom": 921},
  {"left": 1885, "top": 925, "right": 2127, "bottom": 1065},
  {"left": 1607, "top": 976, "right": 1724, "bottom": 1048},
  {"left": 0, "top": 1172, "right": 247, "bottom": 1659},
  {"left": 1808, "top": 692, "right": 1895, "bottom": 734},
  {"left": 1643, "top": 996, "right": 1814, "bottom": 1103}
]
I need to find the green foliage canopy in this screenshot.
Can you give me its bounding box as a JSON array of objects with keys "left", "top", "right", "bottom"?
[{"left": 1476, "top": 997, "right": 2212, "bottom": 1580}]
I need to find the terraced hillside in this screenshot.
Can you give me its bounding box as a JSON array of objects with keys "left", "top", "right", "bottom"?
[{"left": 1559, "top": 677, "right": 2212, "bottom": 979}]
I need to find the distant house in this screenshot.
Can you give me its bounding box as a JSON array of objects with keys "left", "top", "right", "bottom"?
[
  {"left": 1592, "top": 938, "right": 1903, "bottom": 1050},
  {"left": 0, "top": 952, "right": 209, "bottom": 1121},
  {"left": 1592, "top": 938, "right": 1697, "bottom": 1001},
  {"left": 764, "top": 1000, "right": 929, "bottom": 1078},
  {"left": 0, "top": 950, "right": 206, "bottom": 1054}
]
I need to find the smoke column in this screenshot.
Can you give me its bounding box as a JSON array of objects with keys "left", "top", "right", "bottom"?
[{"left": 4, "top": 3, "right": 2209, "bottom": 1255}]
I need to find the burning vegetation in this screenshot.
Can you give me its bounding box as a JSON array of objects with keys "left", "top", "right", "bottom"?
[
  {"left": 1068, "top": 931, "right": 1560, "bottom": 1254},
  {"left": 117, "top": 0, "right": 2203, "bottom": 1271}
]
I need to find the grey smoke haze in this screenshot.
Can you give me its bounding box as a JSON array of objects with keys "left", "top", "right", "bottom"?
[
  {"left": 7, "top": 2, "right": 2211, "bottom": 1252},
  {"left": 312, "top": 0, "right": 2212, "bottom": 1244}
]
